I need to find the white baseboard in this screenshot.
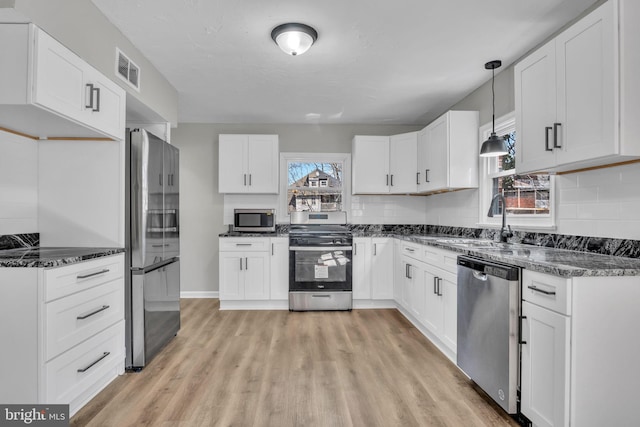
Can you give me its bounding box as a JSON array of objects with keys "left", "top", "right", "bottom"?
[
  {"left": 180, "top": 291, "right": 219, "bottom": 299},
  {"left": 353, "top": 299, "right": 396, "bottom": 309},
  {"left": 220, "top": 300, "right": 289, "bottom": 310}
]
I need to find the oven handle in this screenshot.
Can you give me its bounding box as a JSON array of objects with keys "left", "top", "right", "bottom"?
[{"left": 289, "top": 246, "right": 353, "bottom": 252}]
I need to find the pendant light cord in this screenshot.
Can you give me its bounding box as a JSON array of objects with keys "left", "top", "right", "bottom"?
[{"left": 492, "top": 67, "right": 495, "bottom": 133}]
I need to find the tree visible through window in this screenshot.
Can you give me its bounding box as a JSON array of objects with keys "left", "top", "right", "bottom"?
[
  {"left": 488, "top": 131, "right": 551, "bottom": 216},
  {"left": 287, "top": 162, "right": 343, "bottom": 213}
]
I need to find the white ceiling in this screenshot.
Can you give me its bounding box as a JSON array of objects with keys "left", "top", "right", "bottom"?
[{"left": 92, "top": 0, "right": 596, "bottom": 125}]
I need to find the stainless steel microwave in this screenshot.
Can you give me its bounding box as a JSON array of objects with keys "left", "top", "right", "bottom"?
[{"left": 233, "top": 209, "right": 276, "bottom": 233}]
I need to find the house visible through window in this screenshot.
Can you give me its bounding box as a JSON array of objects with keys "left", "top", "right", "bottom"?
[
  {"left": 287, "top": 162, "right": 344, "bottom": 213},
  {"left": 480, "top": 113, "right": 554, "bottom": 228}
]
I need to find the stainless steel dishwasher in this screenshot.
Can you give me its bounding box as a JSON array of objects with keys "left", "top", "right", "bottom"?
[{"left": 457, "top": 255, "right": 521, "bottom": 415}]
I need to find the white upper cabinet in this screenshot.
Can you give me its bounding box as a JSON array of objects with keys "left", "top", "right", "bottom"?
[
  {"left": 0, "top": 24, "right": 125, "bottom": 141},
  {"left": 352, "top": 132, "right": 417, "bottom": 194},
  {"left": 389, "top": 132, "right": 419, "bottom": 193},
  {"left": 351, "top": 136, "right": 390, "bottom": 194},
  {"left": 516, "top": 0, "right": 640, "bottom": 173},
  {"left": 417, "top": 111, "right": 479, "bottom": 194},
  {"left": 218, "top": 134, "right": 279, "bottom": 194}
]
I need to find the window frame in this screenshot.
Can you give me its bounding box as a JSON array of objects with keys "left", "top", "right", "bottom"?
[
  {"left": 279, "top": 152, "right": 351, "bottom": 224},
  {"left": 478, "top": 112, "right": 556, "bottom": 230}
]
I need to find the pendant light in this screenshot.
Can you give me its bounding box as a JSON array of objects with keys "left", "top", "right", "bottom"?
[
  {"left": 271, "top": 23, "right": 318, "bottom": 56},
  {"left": 479, "top": 60, "right": 508, "bottom": 157}
]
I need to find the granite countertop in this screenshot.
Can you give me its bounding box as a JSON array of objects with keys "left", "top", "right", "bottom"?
[
  {"left": 219, "top": 232, "right": 287, "bottom": 237},
  {"left": 0, "top": 247, "right": 125, "bottom": 268},
  {"left": 392, "top": 235, "right": 640, "bottom": 278},
  {"left": 219, "top": 229, "right": 640, "bottom": 277}
]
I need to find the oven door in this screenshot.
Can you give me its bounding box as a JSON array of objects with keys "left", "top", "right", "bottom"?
[{"left": 289, "top": 246, "right": 352, "bottom": 291}]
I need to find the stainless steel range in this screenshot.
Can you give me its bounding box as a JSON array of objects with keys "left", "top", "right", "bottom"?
[{"left": 289, "top": 211, "right": 353, "bottom": 311}]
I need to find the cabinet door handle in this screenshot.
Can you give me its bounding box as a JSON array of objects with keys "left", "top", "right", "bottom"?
[
  {"left": 245, "top": 257, "right": 248, "bottom": 270},
  {"left": 244, "top": 174, "right": 247, "bottom": 186},
  {"left": 373, "top": 243, "right": 377, "bottom": 256},
  {"left": 386, "top": 174, "right": 389, "bottom": 186},
  {"left": 425, "top": 169, "right": 430, "bottom": 183},
  {"left": 407, "top": 264, "right": 412, "bottom": 279},
  {"left": 239, "top": 258, "right": 243, "bottom": 270},
  {"left": 249, "top": 174, "right": 252, "bottom": 186},
  {"left": 77, "top": 352, "right": 110, "bottom": 373},
  {"left": 159, "top": 173, "right": 163, "bottom": 186},
  {"left": 553, "top": 122, "right": 562, "bottom": 148},
  {"left": 85, "top": 83, "right": 95, "bottom": 109},
  {"left": 92, "top": 86, "right": 100, "bottom": 112},
  {"left": 527, "top": 285, "right": 556, "bottom": 295},
  {"left": 77, "top": 269, "right": 110, "bottom": 280},
  {"left": 545, "top": 126, "right": 553, "bottom": 151},
  {"left": 390, "top": 174, "right": 394, "bottom": 186},
  {"left": 437, "top": 277, "right": 442, "bottom": 296},
  {"left": 433, "top": 277, "right": 438, "bottom": 295},
  {"left": 272, "top": 243, "right": 274, "bottom": 256},
  {"left": 416, "top": 172, "right": 420, "bottom": 185},
  {"left": 405, "top": 264, "right": 409, "bottom": 278},
  {"left": 519, "top": 315, "right": 527, "bottom": 345},
  {"left": 77, "top": 305, "right": 110, "bottom": 320}
]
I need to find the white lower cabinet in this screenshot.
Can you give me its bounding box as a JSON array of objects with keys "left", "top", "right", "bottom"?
[
  {"left": 371, "top": 238, "right": 394, "bottom": 299},
  {"left": 395, "top": 241, "right": 459, "bottom": 358},
  {"left": 269, "top": 237, "right": 289, "bottom": 300},
  {"left": 352, "top": 237, "right": 394, "bottom": 306},
  {"left": 219, "top": 238, "right": 270, "bottom": 301},
  {"left": 520, "top": 269, "right": 640, "bottom": 427},
  {"left": 218, "top": 237, "right": 288, "bottom": 308},
  {"left": 0, "top": 254, "right": 125, "bottom": 416},
  {"left": 521, "top": 301, "right": 570, "bottom": 427},
  {"left": 352, "top": 238, "right": 372, "bottom": 299}
]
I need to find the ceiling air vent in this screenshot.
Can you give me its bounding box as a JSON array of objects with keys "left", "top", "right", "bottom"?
[{"left": 116, "top": 48, "right": 140, "bottom": 91}]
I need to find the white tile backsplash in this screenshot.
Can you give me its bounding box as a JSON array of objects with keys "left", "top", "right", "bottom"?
[
  {"left": 556, "top": 163, "right": 640, "bottom": 239},
  {"left": 0, "top": 131, "right": 38, "bottom": 234}
]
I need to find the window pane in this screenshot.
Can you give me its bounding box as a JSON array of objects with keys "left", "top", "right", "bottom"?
[
  {"left": 497, "top": 131, "right": 516, "bottom": 172},
  {"left": 491, "top": 174, "right": 550, "bottom": 215},
  {"left": 287, "top": 162, "right": 343, "bottom": 213}
]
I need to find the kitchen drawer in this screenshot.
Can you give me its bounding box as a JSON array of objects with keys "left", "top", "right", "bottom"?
[
  {"left": 44, "top": 321, "right": 124, "bottom": 409},
  {"left": 400, "top": 241, "right": 423, "bottom": 262},
  {"left": 422, "top": 246, "right": 458, "bottom": 274},
  {"left": 44, "top": 254, "right": 124, "bottom": 302},
  {"left": 219, "top": 238, "right": 270, "bottom": 252},
  {"left": 522, "top": 270, "right": 572, "bottom": 315},
  {"left": 45, "top": 279, "right": 124, "bottom": 361}
]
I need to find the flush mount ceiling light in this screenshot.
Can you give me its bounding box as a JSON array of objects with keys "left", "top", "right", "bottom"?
[
  {"left": 271, "top": 23, "right": 318, "bottom": 56},
  {"left": 480, "top": 59, "right": 509, "bottom": 157}
]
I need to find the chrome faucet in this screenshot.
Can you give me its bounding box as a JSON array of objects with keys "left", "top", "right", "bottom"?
[{"left": 487, "top": 193, "right": 513, "bottom": 243}]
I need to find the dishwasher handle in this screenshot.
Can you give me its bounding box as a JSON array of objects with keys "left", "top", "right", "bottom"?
[{"left": 472, "top": 271, "right": 488, "bottom": 281}]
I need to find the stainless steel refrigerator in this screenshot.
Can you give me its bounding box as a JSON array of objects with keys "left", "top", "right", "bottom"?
[{"left": 125, "top": 128, "right": 180, "bottom": 369}]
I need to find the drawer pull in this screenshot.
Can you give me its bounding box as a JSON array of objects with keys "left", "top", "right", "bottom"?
[
  {"left": 405, "top": 248, "right": 415, "bottom": 252},
  {"left": 527, "top": 285, "right": 556, "bottom": 296},
  {"left": 77, "top": 352, "right": 110, "bottom": 373},
  {"left": 235, "top": 243, "right": 252, "bottom": 246},
  {"left": 77, "top": 305, "right": 110, "bottom": 320},
  {"left": 77, "top": 269, "right": 110, "bottom": 280}
]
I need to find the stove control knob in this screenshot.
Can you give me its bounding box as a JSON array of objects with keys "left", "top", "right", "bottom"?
[{"left": 333, "top": 239, "right": 342, "bottom": 245}]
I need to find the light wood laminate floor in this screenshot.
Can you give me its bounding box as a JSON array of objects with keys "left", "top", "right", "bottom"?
[{"left": 72, "top": 299, "right": 519, "bottom": 426}]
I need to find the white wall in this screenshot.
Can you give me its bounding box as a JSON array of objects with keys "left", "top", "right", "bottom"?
[
  {"left": 0, "top": 131, "right": 37, "bottom": 234},
  {"left": 171, "top": 123, "right": 424, "bottom": 293}
]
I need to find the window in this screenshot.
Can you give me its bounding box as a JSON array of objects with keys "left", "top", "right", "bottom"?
[
  {"left": 479, "top": 113, "right": 555, "bottom": 229},
  {"left": 280, "top": 153, "right": 351, "bottom": 222}
]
